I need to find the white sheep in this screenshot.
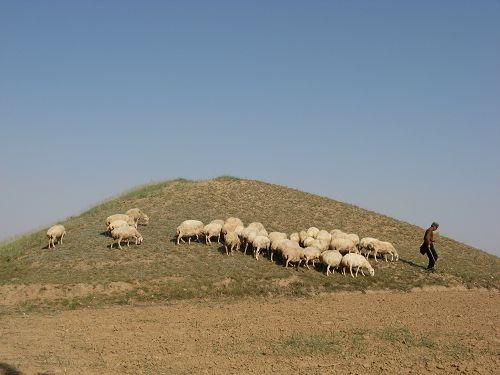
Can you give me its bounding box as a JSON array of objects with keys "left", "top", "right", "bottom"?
[
  {"left": 203, "top": 222, "right": 223, "bottom": 244},
  {"left": 306, "top": 227, "right": 320, "bottom": 238},
  {"left": 359, "top": 237, "right": 379, "bottom": 257},
  {"left": 316, "top": 230, "right": 332, "bottom": 244},
  {"left": 341, "top": 253, "right": 375, "bottom": 277},
  {"left": 320, "top": 250, "right": 343, "bottom": 276},
  {"left": 247, "top": 222, "right": 265, "bottom": 232},
  {"left": 330, "top": 237, "right": 358, "bottom": 254},
  {"left": 367, "top": 240, "right": 399, "bottom": 262},
  {"left": 330, "top": 229, "right": 344, "bottom": 236},
  {"left": 241, "top": 227, "right": 258, "bottom": 254},
  {"left": 46, "top": 224, "right": 66, "bottom": 248},
  {"left": 126, "top": 208, "right": 149, "bottom": 225},
  {"left": 303, "top": 237, "right": 316, "bottom": 247},
  {"left": 299, "top": 230, "right": 308, "bottom": 244},
  {"left": 312, "top": 239, "right": 330, "bottom": 252},
  {"left": 253, "top": 235, "right": 271, "bottom": 260},
  {"left": 176, "top": 220, "right": 204, "bottom": 245},
  {"left": 107, "top": 219, "right": 130, "bottom": 232},
  {"left": 289, "top": 232, "right": 300, "bottom": 243},
  {"left": 224, "top": 231, "right": 240, "bottom": 255},
  {"left": 222, "top": 217, "right": 244, "bottom": 235},
  {"left": 268, "top": 232, "right": 287, "bottom": 261},
  {"left": 110, "top": 226, "right": 143, "bottom": 250},
  {"left": 210, "top": 219, "right": 225, "bottom": 226},
  {"left": 106, "top": 214, "right": 137, "bottom": 228},
  {"left": 281, "top": 242, "right": 304, "bottom": 269},
  {"left": 302, "top": 247, "right": 321, "bottom": 269}
]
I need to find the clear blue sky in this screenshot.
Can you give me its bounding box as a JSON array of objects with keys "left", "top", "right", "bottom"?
[{"left": 1, "top": 1, "right": 499, "bottom": 255}]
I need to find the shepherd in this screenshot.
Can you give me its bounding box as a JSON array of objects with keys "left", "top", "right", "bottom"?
[{"left": 420, "top": 222, "right": 439, "bottom": 271}]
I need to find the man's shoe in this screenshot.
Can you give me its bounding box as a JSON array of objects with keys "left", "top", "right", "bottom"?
[{"left": 426, "top": 267, "right": 435, "bottom": 272}]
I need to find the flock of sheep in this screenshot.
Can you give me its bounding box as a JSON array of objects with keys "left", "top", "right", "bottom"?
[
  {"left": 45, "top": 210, "right": 399, "bottom": 277},
  {"left": 176, "top": 217, "right": 399, "bottom": 277}
]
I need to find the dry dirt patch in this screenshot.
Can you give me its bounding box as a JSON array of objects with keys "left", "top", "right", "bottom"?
[{"left": 0, "top": 290, "right": 498, "bottom": 374}]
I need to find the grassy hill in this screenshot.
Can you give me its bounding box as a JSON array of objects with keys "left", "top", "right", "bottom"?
[{"left": 1, "top": 177, "right": 498, "bottom": 314}]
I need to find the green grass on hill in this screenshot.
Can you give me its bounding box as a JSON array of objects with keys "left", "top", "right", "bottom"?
[{"left": 1, "top": 177, "right": 498, "bottom": 314}]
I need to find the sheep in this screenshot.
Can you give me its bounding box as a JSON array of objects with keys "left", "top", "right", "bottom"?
[
  {"left": 302, "top": 247, "right": 321, "bottom": 269},
  {"left": 269, "top": 238, "right": 288, "bottom": 262},
  {"left": 107, "top": 219, "right": 130, "bottom": 232},
  {"left": 247, "top": 222, "right": 265, "bottom": 232},
  {"left": 330, "top": 237, "right": 358, "bottom": 254},
  {"left": 320, "top": 250, "right": 343, "bottom": 276},
  {"left": 281, "top": 241, "right": 304, "bottom": 269},
  {"left": 330, "top": 230, "right": 360, "bottom": 247},
  {"left": 289, "top": 232, "right": 300, "bottom": 243},
  {"left": 330, "top": 229, "right": 344, "bottom": 236},
  {"left": 176, "top": 220, "right": 204, "bottom": 245},
  {"left": 268, "top": 232, "right": 287, "bottom": 261},
  {"left": 110, "top": 226, "right": 143, "bottom": 250},
  {"left": 344, "top": 233, "right": 360, "bottom": 247},
  {"left": 312, "top": 239, "right": 330, "bottom": 252},
  {"left": 126, "top": 208, "right": 149, "bottom": 225},
  {"left": 306, "top": 227, "right": 320, "bottom": 238},
  {"left": 241, "top": 227, "right": 258, "bottom": 254},
  {"left": 299, "top": 230, "right": 308, "bottom": 244},
  {"left": 359, "top": 237, "right": 379, "bottom": 257},
  {"left": 46, "top": 224, "right": 66, "bottom": 248},
  {"left": 303, "top": 237, "right": 316, "bottom": 247},
  {"left": 316, "top": 230, "right": 332, "bottom": 244},
  {"left": 210, "top": 219, "right": 225, "bottom": 226},
  {"left": 222, "top": 217, "right": 244, "bottom": 235},
  {"left": 341, "top": 253, "right": 375, "bottom": 277},
  {"left": 367, "top": 240, "right": 399, "bottom": 262},
  {"left": 224, "top": 231, "right": 240, "bottom": 255},
  {"left": 203, "top": 222, "right": 223, "bottom": 244},
  {"left": 106, "top": 214, "right": 137, "bottom": 228},
  {"left": 253, "top": 235, "right": 271, "bottom": 260}
]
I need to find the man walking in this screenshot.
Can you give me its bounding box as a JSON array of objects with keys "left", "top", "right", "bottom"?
[{"left": 420, "top": 222, "right": 439, "bottom": 271}]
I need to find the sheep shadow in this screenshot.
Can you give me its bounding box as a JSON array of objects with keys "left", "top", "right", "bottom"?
[
  {"left": 399, "top": 257, "right": 426, "bottom": 269},
  {"left": 0, "top": 362, "right": 21, "bottom": 375},
  {"left": 99, "top": 231, "right": 111, "bottom": 238}
]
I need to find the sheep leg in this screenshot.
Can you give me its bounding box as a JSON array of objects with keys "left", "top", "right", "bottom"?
[
  {"left": 196, "top": 234, "right": 200, "bottom": 242},
  {"left": 355, "top": 266, "right": 360, "bottom": 277},
  {"left": 350, "top": 265, "right": 354, "bottom": 278},
  {"left": 270, "top": 251, "right": 274, "bottom": 262},
  {"left": 225, "top": 244, "right": 229, "bottom": 256},
  {"left": 360, "top": 268, "right": 366, "bottom": 276},
  {"left": 60, "top": 233, "right": 64, "bottom": 245},
  {"left": 244, "top": 242, "right": 249, "bottom": 254},
  {"left": 326, "top": 265, "right": 330, "bottom": 276},
  {"left": 374, "top": 251, "right": 379, "bottom": 262},
  {"left": 255, "top": 248, "right": 260, "bottom": 260},
  {"left": 312, "top": 259, "right": 316, "bottom": 267},
  {"left": 217, "top": 234, "right": 221, "bottom": 243},
  {"left": 384, "top": 254, "right": 388, "bottom": 262},
  {"left": 285, "top": 259, "right": 289, "bottom": 268},
  {"left": 188, "top": 237, "right": 191, "bottom": 245},
  {"left": 127, "top": 239, "right": 130, "bottom": 247},
  {"left": 305, "top": 259, "right": 310, "bottom": 270},
  {"left": 118, "top": 238, "right": 123, "bottom": 250}
]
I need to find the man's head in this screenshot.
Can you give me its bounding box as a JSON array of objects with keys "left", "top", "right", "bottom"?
[{"left": 431, "top": 222, "right": 439, "bottom": 230}]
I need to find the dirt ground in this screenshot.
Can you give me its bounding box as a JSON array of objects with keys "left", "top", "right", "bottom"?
[{"left": 1, "top": 290, "right": 499, "bottom": 375}]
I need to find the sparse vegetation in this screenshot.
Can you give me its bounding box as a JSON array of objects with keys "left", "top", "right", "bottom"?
[{"left": 0, "top": 177, "right": 498, "bottom": 314}]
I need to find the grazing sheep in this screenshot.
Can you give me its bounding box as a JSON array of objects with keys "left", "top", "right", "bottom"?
[
  {"left": 312, "top": 239, "right": 330, "bottom": 252},
  {"left": 299, "top": 230, "right": 308, "bottom": 244},
  {"left": 303, "top": 237, "right": 315, "bottom": 247},
  {"left": 306, "top": 227, "right": 320, "bottom": 238},
  {"left": 176, "top": 220, "right": 204, "bottom": 245},
  {"left": 320, "top": 250, "right": 343, "bottom": 276},
  {"left": 302, "top": 247, "right": 321, "bottom": 269},
  {"left": 316, "top": 230, "right": 332, "bottom": 244},
  {"left": 106, "top": 214, "right": 137, "bottom": 228},
  {"left": 330, "top": 237, "right": 358, "bottom": 254},
  {"left": 224, "top": 231, "right": 240, "bottom": 255},
  {"left": 268, "top": 232, "right": 287, "bottom": 261},
  {"left": 359, "top": 237, "right": 379, "bottom": 257},
  {"left": 281, "top": 241, "right": 304, "bottom": 269},
  {"left": 289, "top": 232, "right": 300, "bottom": 243},
  {"left": 341, "top": 253, "right": 375, "bottom": 277},
  {"left": 46, "top": 225, "right": 66, "bottom": 248},
  {"left": 367, "top": 240, "right": 399, "bottom": 262},
  {"left": 247, "top": 222, "right": 265, "bottom": 232},
  {"left": 344, "top": 233, "right": 360, "bottom": 247},
  {"left": 107, "top": 219, "right": 130, "bottom": 232},
  {"left": 126, "top": 208, "right": 149, "bottom": 225},
  {"left": 241, "top": 227, "right": 258, "bottom": 254},
  {"left": 330, "top": 230, "right": 360, "bottom": 247},
  {"left": 203, "top": 222, "right": 223, "bottom": 244},
  {"left": 222, "top": 217, "right": 244, "bottom": 235},
  {"left": 110, "top": 226, "right": 143, "bottom": 250},
  {"left": 253, "top": 235, "right": 271, "bottom": 260},
  {"left": 269, "top": 238, "right": 288, "bottom": 262}
]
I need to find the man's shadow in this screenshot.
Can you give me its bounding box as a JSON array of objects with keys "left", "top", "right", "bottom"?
[
  {"left": 0, "top": 362, "right": 21, "bottom": 375},
  {"left": 399, "top": 258, "right": 426, "bottom": 269}
]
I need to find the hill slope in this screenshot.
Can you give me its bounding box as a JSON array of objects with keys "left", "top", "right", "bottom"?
[{"left": 1, "top": 177, "right": 498, "bottom": 313}]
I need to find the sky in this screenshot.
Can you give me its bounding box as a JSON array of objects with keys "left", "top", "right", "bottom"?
[{"left": 1, "top": 1, "right": 499, "bottom": 255}]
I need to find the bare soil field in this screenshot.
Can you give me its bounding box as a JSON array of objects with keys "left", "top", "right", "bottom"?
[{"left": 1, "top": 289, "right": 498, "bottom": 375}]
